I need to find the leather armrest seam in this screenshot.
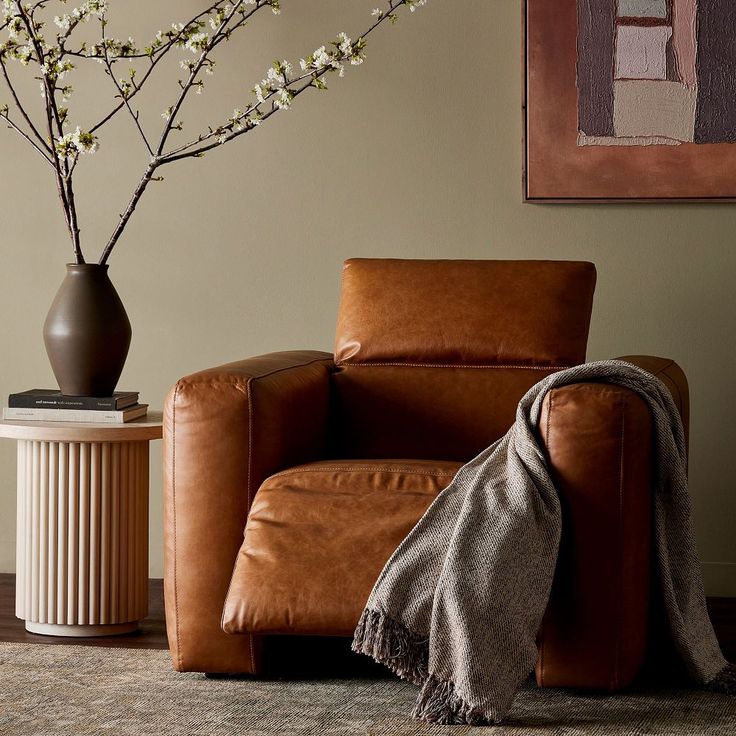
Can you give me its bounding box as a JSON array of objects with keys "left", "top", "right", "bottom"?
[
  {"left": 170, "top": 380, "right": 182, "bottom": 671},
  {"left": 246, "top": 377, "right": 255, "bottom": 668},
  {"left": 268, "top": 467, "right": 458, "bottom": 478},
  {"left": 170, "top": 375, "right": 260, "bottom": 669},
  {"left": 335, "top": 362, "right": 570, "bottom": 370},
  {"left": 219, "top": 377, "right": 255, "bottom": 665},
  {"left": 648, "top": 359, "right": 675, "bottom": 376},
  {"left": 248, "top": 357, "right": 334, "bottom": 383},
  {"left": 612, "top": 395, "right": 626, "bottom": 691},
  {"left": 538, "top": 388, "right": 555, "bottom": 688},
  {"left": 659, "top": 366, "right": 683, "bottom": 416},
  {"left": 179, "top": 356, "right": 334, "bottom": 387}
]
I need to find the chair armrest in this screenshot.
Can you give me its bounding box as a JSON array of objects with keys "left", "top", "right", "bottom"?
[
  {"left": 616, "top": 355, "right": 689, "bottom": 449},
  {"left": 536, "top": 381, "right": 653, "bottom": 690},
  {"left": 163, "top": 350, "right": 334, "bottom": 673}
]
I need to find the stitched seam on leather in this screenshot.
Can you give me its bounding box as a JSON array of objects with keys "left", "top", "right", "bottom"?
[
  {"left": 650, "top": 359, "right": 675, "bottom": 376},
  {"left": 334, "top": 362, "right": 570, "bottom": 370},
  {"left": 247, "top": 356, "right": 333, "bottom": 381},
  {"left": 180, "top": 356, "right": 333, "bottom": 386},
  {"left": 177, "top": 378, "right": 251, "bottom": 671},
  {"left": 171, "top": 380, "right": 182, "bottom": 672},
  {"left": 660, "top": 366, "right": 683, "bottom": 416},
  {"left": 246, "top": 378, "right": 253, "bottom": 509},
  {"left": 246, "top": 377, "right": 254, "bottom": 671},
  {"left": 217, "top": 360, "right": 329, "bottom": 671},
  {"left": 613, "top": 395, "right": 626, "bottom": 691},
  {"left": 539, "top": 390, "right": 553, "bottom": 688},
  {"left": 268, "top": 467, "right": 459, "bottom": 478},
  {"left": 176, "top": 379, "right": 249, "bottom": 393},
  {"left": 218, "top": 378, "right": 255, "bottom": 669}
]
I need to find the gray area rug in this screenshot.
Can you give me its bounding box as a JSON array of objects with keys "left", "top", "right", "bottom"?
[{"left": 0, "top": 642, "right": 734, "bottom": 735}]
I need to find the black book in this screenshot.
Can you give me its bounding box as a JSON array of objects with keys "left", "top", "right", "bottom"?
[{"left": 8, "top": 388, "right": 139, "bottom": 411}]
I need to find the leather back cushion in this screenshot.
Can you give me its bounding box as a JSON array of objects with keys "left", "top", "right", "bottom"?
[
  {"left": 332, "top": 259, "right": 597, "bottom": 460},
  {"left": 335, "top": 259, "right": 596, "bottom": 367}
]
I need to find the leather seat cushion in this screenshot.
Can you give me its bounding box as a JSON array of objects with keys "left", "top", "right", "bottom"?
[{"left": 221, "top": 459, "right": 462, "bottom": 637}]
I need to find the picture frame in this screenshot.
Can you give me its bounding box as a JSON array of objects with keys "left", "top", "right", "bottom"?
[{"left": 523, "top": 0, "right": 736, "bottom": 203}]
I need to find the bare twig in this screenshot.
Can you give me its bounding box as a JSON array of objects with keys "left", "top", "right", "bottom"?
[
  {"left": 0, "top": 58, "right": 52, "bottom": 154},
  {"left": 0, "top": 109, "right": 54, "bottom": 166},
  {"left": 98, "top": 161, "right": 160, "bottom": 265}
]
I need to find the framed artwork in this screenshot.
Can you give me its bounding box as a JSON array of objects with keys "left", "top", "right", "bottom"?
[{"left": 524, "top": 0, "right": 736, "bottom": 202}]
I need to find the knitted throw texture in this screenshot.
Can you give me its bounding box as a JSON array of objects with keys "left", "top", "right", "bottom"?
[{"left": 351, "top": 360, "right": 735, "bottom": 725}]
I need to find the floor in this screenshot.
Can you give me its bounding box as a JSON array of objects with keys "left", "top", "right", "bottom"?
[
  {"left": 0, "top": 573, "right": 167, "bottom": 650},
  {"left": 1, "top": 573, "right": 734, "bottom": 666}
]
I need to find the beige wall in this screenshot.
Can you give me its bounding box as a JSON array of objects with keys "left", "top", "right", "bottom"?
[{"left": 1, "top": 0, "right": 734, "bottom": 594}]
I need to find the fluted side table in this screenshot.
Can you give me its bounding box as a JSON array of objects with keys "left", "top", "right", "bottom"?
[{"left": 0, "top": 413, "right": 162, "bottom": 637}]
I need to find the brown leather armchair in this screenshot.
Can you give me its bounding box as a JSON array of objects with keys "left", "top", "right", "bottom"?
[{"left": 163, "top": 259, "right": 689, "bottom": 690}]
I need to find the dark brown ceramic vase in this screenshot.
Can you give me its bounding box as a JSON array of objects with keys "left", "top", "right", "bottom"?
[{"left": 43, "top": 264, "right": 131, "bottom": 397}]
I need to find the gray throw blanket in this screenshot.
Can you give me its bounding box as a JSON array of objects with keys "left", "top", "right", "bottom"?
[{"left": 352, "top": 360, "right": 735, "bottom": 725}]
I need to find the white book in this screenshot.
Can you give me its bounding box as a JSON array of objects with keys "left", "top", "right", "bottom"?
[{"left": 2, "top": 404, "right": 148, "bottom": 424}]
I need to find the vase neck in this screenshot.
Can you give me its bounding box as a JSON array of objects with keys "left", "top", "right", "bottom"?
[{"left": 65, "top": 263, "right": 109, "bottom": 275}]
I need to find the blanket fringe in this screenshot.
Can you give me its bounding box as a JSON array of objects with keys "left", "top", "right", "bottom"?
[
  {"left": 351, "top": 608, "right": 429, "bottom": 686},
  {"left": 706, "top": 663, "right": 736, "bottom": 695},
  {"left": 411, "top": 673, "right": 487, "bottom": 725}
]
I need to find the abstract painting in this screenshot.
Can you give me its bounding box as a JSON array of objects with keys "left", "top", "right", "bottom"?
[{"left": 524, "top": 0, "right": 736, "bottom": 201}]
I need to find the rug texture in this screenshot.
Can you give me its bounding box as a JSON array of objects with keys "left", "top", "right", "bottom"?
[{"left": 0, "top": 642, "right": 735, "bottom": 736}]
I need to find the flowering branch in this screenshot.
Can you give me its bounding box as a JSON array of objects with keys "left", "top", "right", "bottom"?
[
  {"left": 99, "top": 18, "right": 153, "bottom": 156},
  {"left": 159, "top": 1, "right": 421, "bottom": 165},
  {"left": 154, "top": 0, "right": 272, "bottom": 159},
  {"left": 9, "top": 0, "right": 83, "bottom": 260},
  {"left": 0, "top": 0, "right": 428, "bottom": 266},
  {"left": 87, "top": 3, "right": 234, "bottom": 135}
]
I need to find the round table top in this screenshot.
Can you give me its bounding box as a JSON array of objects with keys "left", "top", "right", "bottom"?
[{"left": 0, "top": 411, "right": 163, "bottom": 442}]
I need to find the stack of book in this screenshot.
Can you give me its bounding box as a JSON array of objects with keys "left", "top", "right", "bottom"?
[{"left": 3, "top": 389, "right": 148, "bottom": 424}]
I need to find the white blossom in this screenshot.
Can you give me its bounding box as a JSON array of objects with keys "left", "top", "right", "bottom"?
[
  {"left": 337, "top": 32, "right": 352, "bottom": 56},
  {"left": 6, "top": 15, "right": 22, "bottom": 38},
  {"left": 54, "top": 14, "right": 72, "bottom": 31},
  {"left": 274, "top": 87, "right": 293, "bottom": 110},
  {"left": 184, "top": 32, "right": 209, "bottom": 54},
  {"left": 313, "top": 46, "right": 331, "bottom": 68},
  {"left": 15, "top": 46, "right": 32, "bottom": 65},
  {"left": 55, "top": 126, "right": 98, "bottom": 156}
]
